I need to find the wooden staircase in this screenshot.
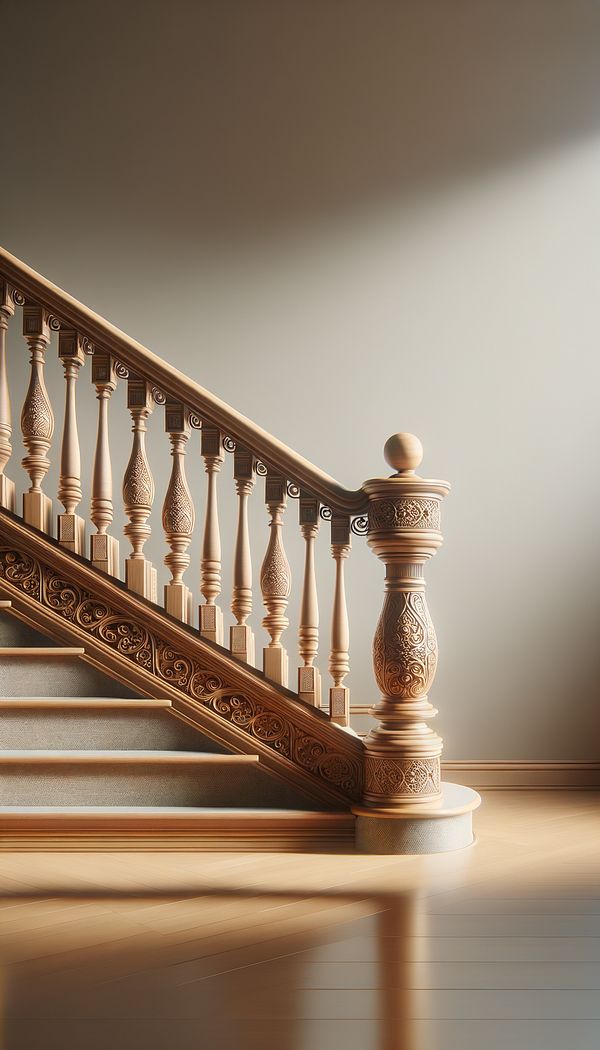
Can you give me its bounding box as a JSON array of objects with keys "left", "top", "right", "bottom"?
[{"left": 0, "top": 599, "right": 355, "bottom": 850}]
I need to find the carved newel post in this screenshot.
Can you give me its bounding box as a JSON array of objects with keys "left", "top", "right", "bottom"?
[{"left": 353, "top": 433, "right": 480, "bottom": 855}]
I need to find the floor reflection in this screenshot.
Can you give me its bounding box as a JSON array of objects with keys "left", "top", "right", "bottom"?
[{"left": 0, "top": 889, "right": 419, "bottom": 1050}]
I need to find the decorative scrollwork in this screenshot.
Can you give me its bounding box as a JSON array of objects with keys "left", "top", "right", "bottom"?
[
  {"left": 189, "top": 413, "right": 202, "bottom": 430},
  {"left": 364, "top": 755, "right": 440, "bottom": 798},
  {"left": 82, "top": 337, "right": 95, "bottom": 356},
  {"left": 319, "top": 505, "right": 332, "bottom": 522},
  {"left": 114, "top": 360, "right": 129, "bottom": 380},
  {"left": 223, "top": 436, "right": 236, "bottom": 453},
  {"left": 0, "top": 540, "right": 363, "bottom": 802},
  {"left": 255, "top": 460, "right": 268, "bottom": 477},
  {"left": 369, "top": 497, "right": 441, "bottom": 532},
  {"left": 350, "top": 515, "right": 368, "bottom": 536},
  {"left": 373, "top": 589, "right": 437, "bottom": 699},
  {"left": 48, "top": 315, "right": 62, "bottom": 331},
  {"left": 151, "top": 386, "right": 166, "bottom": 405},
  {"left": 11, "top": 289, "right": 25, "bottom": 307},
  {"left": 286, "top": 480, "right": 300, "bottom": 499}
]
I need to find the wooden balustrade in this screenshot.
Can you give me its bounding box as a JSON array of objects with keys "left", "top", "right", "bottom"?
[
  {"left": 199, "top": 425, "right": 224, "bottom": 643},
  {"left": 21, "top": 304, "right": 54, "bottom": 534},
  {"left": 0, "top": 281, "right": 15, "bottom": 512},
  {"left": 57, "top": 329, "right": 85, "bottom": 554},
  {"left": 260, "top": 471, "right": 291, "bottom": 686},
  {"left": 123, "top": 376, "right": 157, "bottom": 601},
  {"left": 230, "top": 446, "right": 255, "bottom": 665},
  {"left": 162, "top": 399, "right": 194, "bottom": 624}
]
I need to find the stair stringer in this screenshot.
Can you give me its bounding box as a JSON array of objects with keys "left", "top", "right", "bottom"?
[{"left": 0, "top": 512, "right": 364, "bottom": 810}]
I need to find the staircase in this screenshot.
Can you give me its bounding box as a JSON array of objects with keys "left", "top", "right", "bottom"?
[{"left": 0, "top": 245, "right": 478, "bottom": 853}]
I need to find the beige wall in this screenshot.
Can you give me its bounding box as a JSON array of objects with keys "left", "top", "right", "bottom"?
[{"left": 1, "top": 0, "right": 599, "bottom": 758}]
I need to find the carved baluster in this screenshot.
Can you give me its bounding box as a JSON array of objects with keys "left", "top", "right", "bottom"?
[
  {"left": 123, "top": 376, "right": 157, "bottom": 601},
  {"left": 297, "top": 492, "right": 321, "bottom": 706},
  {"left": 360, "top": 434, "right": 447, "bottom": 810},
  {"left": 21, "top": 304, "right": 54, "bottom": 533},
  {"left": 230, "top": 446, "right": 255, "bottom": 665},
  {"left": 199, "top": 425, "right": 224, "bottom": 643},
  {"left": 162, "top": 399, "right": 194, "bottom": 624},
  {"left": 260, "top": 471, "right": 291, "bottom": 686},
  {"left": 90, "top": 352, "right": 119, "bottom": 575},
  {"left": 0, "top": 282, "right": 15, "bottom": 511},
  {"left": 57, "top": 329, "right": 85, "bottom": 553},
  {"left": 329, "top": 513, "right": 351, "bottom": 726}
]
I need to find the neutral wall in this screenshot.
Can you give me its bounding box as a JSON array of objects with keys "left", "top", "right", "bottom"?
[{"left": 1, "top": 0, "right": 599, "bottom": 759}]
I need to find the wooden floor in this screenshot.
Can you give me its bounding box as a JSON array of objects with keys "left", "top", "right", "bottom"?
[{"left": 0, "top": 791, "right": 598, "bottom": 1049}]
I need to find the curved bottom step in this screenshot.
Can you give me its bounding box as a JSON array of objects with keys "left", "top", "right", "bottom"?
[{"left": 0, "top": 807, "right": 357, "bottom": 853}]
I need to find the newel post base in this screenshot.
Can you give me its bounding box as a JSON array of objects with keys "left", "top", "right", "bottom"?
[{"left": 353, "top": 433, "right": 480, "bottom": 855}]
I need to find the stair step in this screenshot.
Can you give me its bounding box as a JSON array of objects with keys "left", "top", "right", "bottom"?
[
  {"left": 0, "top": 647, "right": 85, "bottom": 656},
  {"left": 0, "top": 807, "right": 356, "bottom": 852},
  {"left": 0, "top": 697, "right": 171, "bottom": 708},
  {"left": 0, "top": 750, "right": 258, "bottom": 765}
]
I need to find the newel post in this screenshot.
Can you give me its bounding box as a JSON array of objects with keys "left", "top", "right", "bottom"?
[{"left": 353, "top": 433, "right": 480, "bottom": 855}]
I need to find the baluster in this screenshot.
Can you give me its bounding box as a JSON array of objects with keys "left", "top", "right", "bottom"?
[
  {"left": 328, "top": 513, "right": 351, "bottom": 726},
  {"left": 90, "top": 351, "right": 119, "bottom": 575},
  {"left": 260, "top": 471, "right": 291, "bottom": 686},
  {"left": 0, "top": 281, "right": 15, "bottom": 511},
  {"left": 199, "top": 425, "right": 224, "bottom": 643},
  {"left": 230, "top": 446, "right": 255, "bottom": 665},
  {"left": 297, "top": 492, "right": 321, "bottom": 706},
  {"left": 57, "top": 330, "right": 85, "bottom": 553},
  {"left": 162, "top": 399, "right": 194, "bottom": 624},
  {"left": 21, "top": 304, "right": 53, "bottom": 533},
  {"left": 123, "top": 375, "right": 157, "bottom": 601}
]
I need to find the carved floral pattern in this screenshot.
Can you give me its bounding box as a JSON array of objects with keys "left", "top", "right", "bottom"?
[
  {"left": 0, "top": 545, "right": 362, "bottom": 800},
  {"left": 123, "top": 445, "right": 154, "bottom": 506},
  {"left": 364, "top": 755, "right": 440, "bottom": 797},
  {"left": 373, "top": 590, "right": 437, "bottom": 698},
  {"left": 369, "top": 498, "right": 440, "bottom": 532}
]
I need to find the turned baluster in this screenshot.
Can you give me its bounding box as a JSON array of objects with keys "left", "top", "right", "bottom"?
[
  {"left": 328, "top": 513, "right": 351, "bottom": 726},
  {"left": 21, "top": 304, "right": 54, "bottom": 533},
  {"left": 230, "top": 446, "right": 255, "bottom": 665},
  {"left": 57, "top": 330, "right": 85, "bottom": 554},
  {"left": 260, "top": 471, "right": 291, "bottom": 686},
  {"left": 90, "top": 352, "right": 120, "bottom": 575},
  {"left": 162, "top": 399, "right": 194, "bottom": 624},
  {"left": 0, "top": 281, "right": 15, "bottom": 511},
  {"left": 199, "top": 425, "right": 224, "bottom": 643},
  {"left": 297, "top": 492, "right": 321, "bottom": 706},
  {"left": 123, "top": 376, "right": 157, "bottom": 601}
]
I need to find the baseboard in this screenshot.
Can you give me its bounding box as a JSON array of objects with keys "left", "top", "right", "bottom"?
[{"left": 442, "top": 761, "right": 600, "bottom": 789}]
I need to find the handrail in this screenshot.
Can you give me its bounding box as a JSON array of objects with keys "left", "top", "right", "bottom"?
[{"left": 0, "top": 246, "right": 368, "bottom": 515}]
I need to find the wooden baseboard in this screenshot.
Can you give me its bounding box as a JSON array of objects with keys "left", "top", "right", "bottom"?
[{"left": 442, "top": 761, "right": 600, "bottom": 789}]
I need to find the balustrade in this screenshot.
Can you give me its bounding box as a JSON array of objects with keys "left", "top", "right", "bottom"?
[
  {"left": 199, "top": 424, "right": 224, "bottom": 643},
  {"left": 21, "top": 304, "right": 53, "bottom": 533},
  {"left": 90, "top": 351, "right": 119, "bottom": 575},
  {"left": 57, "top": 329, "right": 85, "bottom": 554},
  {"left": 162, "top": 399, "right": 194, "bottom": 624},
  {"left": 260, "top": 471, "right": 291, "bottom": 687},
  {"left": 230, "top": 446, "right": 255, "bottom": 664},
  {"left": 123, "top": 376, "right": 157, "bottom": 601},
  {"left": 0, "top": 281, "right": 15, "bottom": 511}
]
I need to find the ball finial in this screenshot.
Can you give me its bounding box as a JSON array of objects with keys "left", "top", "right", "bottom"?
[{"left": 383, "top": 432, "right": 423, "bottom": 474}]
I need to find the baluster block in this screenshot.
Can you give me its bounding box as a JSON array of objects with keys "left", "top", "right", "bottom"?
[
  {"left": 57, "top": 329, "right": 85, "bottom": 554},
  {"left": 230, "top": 446, "right": 255, "bottom": 665},
  {"left": 162, "top": 400, "right": 194, "bottom": 624},
  {"left": 0, "top": 282, "right": 15, "bottom": 511},
  {"left": 329, "top": 513, "right": 351, "bottom": 726},
  {"left": 199, "top": 425, "right": 224, "bottom": 644},
  {"left": 90, "top": 352, "right": 119, "bottom": 575},
  {"left": 123, "top": 376, "right": 157, "bottom": 601},
  {"left": 298, "top": 492, "right": 321, "bottom": 707},
  {"left": 21, "top": 304, "right": 53, "bottom": 533},
  {"left": 260, "top": 472, "right": 291, "bottom": 686}
]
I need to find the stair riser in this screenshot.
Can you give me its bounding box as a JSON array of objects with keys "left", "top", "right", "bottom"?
[
  {"left": 0, "top": 765, "right": 314, "bottom": 808},
  {"left": 0, "top": 657, "right": 139, "bottom": 698},
  {"left": 0, "top": 710, "right": 224, "bottom": 752}
]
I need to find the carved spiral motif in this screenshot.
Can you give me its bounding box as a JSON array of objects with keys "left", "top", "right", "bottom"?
[
  {"left": 319, "top": 505, "right": 332, "bottom": 522},
  {"left": 0, "top": 543, "right": 363, "bottom": 800},
  {"left": 189, "top": 413, "right": 202, "bottom": 430},
  {"left": 255, "top": 461, "right": 268, "bottom": 477},
  {"left": 114, "top": 360, "right": 129, "bottom": 379},
  {"left": 286, "top": 481, "right": 300, "bottom": 499},
  {"left": 151, "top": 386, "right": 166, "bottom": 405},
  {"left": 11, "top": 289, "right": 25, "bottom": 307},
  {"left": 350, "top": 515, "right": 368, "bottom": 536},
  {"left": 223, "top": 436, "right": 236, "bottom": 453},
  {"left": 373, "top": 590, "right": 437, "bottom": 698}
]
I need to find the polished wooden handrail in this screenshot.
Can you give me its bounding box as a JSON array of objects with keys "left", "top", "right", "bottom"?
[{"left": 0, "top": 246, "right": 368, "bottom": 515}]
